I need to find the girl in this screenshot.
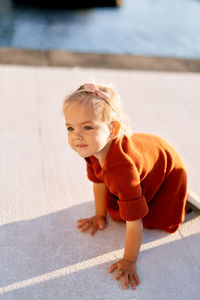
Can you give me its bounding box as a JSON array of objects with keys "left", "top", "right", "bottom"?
[{"left": 62, "top": 83, "right": 187, "bottom": 290}]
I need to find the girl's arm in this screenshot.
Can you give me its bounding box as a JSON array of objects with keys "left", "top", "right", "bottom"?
[
  {"left": 109, "top": 219, "right": 143, "bottom": 290},
  {"left": 77, "top": 182, "right": 107, "bottom": 235},
  {"left": 124, "top": 219, "right": 143, "bottom": 262},
  {"left": 93, "top": 182, "right": 107, "bottom": 217}
]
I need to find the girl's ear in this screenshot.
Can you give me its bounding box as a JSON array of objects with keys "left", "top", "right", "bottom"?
[{"left": 110, "top": 121, "right": 121, "bottom": 138}]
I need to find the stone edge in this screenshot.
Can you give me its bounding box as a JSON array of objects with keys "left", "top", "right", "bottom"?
[{"left": 0, "top": 48, "right": 200, "bottom": 72}]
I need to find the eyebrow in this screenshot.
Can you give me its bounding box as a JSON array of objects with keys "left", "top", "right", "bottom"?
[{"left": 65, "top": 121, "right": 95, "bottom": 126}]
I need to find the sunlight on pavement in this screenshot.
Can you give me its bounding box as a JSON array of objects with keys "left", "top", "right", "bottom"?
[{"left": 0, "top": 234, "right": 182, "bottom": 294}]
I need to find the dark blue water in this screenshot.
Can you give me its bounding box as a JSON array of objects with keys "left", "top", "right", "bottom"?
[{"left": 0, "top": 0, "right": 200, "bottom": 59}]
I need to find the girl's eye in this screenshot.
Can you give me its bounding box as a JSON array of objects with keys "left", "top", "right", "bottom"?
[
  {"left": 67, "top": 127, "right": 74, "bottom": 132},
  {"left": 84, "top": 126, "right": 93, "bottom": 131}
]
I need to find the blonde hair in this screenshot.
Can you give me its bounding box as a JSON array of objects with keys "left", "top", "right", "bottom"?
[{"left": 62, "top": 83, "right": 131, "bottom": 138}]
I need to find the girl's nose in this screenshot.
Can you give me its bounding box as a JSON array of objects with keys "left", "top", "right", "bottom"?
[{"left": 74, "top": 129, "right": 83, "bottom": 139}]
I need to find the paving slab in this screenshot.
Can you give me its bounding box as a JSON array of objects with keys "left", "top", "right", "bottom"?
[{"left": 0, "top": 64, "right": 200, "bottom": 299}]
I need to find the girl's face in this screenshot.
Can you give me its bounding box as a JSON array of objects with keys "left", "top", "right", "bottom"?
[{"left": 64, "top": 101, "right": 113, "bottom": 161}]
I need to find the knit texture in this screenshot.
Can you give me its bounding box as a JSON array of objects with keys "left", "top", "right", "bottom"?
[{"left": 85, "top": 133, "right": 187, "bottom": 233}]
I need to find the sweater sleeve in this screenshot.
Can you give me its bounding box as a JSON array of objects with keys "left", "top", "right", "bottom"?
[
  {"left": 84, "top": 158, "right": 103, "bottom": 183},
  {"left": 105, "top": 164, "right": 149, "bottom": 221}
]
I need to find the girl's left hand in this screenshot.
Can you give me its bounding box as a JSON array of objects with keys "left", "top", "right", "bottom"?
[{"left": 108, "top": 259, "right": 140, "bottom": 290}]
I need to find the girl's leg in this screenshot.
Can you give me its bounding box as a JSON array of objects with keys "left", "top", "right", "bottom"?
[{"left": 142, "top": 167, "right": 187, "bottom": 233}]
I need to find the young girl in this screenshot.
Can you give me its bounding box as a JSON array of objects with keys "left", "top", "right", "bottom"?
[{"left": 62, "top": 83, "right": 187, "bottom": 290}]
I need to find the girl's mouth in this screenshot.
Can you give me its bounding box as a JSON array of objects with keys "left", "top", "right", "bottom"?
[{"left": 76, "top": 144, "right": 88, "bottom": 148}]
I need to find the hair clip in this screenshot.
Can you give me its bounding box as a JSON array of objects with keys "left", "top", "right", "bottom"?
[
  {"left": 82, "top": 83, "right": 111, "bottom": 104},
  {"left": 80, "top": 83, "right": 119, "bottom": 119}
]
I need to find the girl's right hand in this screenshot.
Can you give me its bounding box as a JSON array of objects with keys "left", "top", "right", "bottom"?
[{"left": 77, "top": 215, "right": 107, "bottom": 236}]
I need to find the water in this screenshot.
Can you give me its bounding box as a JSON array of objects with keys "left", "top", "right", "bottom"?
[{"left": 0, "top": 0, "right": 200, "bottom": 59}]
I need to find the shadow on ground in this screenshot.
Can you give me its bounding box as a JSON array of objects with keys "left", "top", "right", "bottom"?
[{"left": 0, "top": 201, "right": 199, "bottom": 299}]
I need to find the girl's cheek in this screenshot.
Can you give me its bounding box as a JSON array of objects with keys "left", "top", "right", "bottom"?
[{"left": 68, "top": 135, "right": 72, "bottom": 145}]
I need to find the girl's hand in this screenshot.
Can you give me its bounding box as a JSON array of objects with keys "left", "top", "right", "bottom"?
[
  {"left": 77, "top": 215, "right": 107, "bottom": 236},
  {"left": 108, "top": 259, "right": 140, "bottom": 290}
]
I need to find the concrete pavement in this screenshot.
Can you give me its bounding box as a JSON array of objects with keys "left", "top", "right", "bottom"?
[{"left": 0, "top": 63, "right": 200, "bottom": 299}]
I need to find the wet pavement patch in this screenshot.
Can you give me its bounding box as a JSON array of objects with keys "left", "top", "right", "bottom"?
[{"left": 0, "top": 0, "right": 200, "bottom": 59}]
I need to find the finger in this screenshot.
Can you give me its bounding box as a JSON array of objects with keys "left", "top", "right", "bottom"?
[
  {"left": 76, "top": 220, "right": 89, "bottom": 229},
  {"left": 90, "top": 224, "right": 98, "bottom": 236},
  {"left": 79, "top": 222, "right": 91, "bottom": 232},
  {"left": 133, "top": 272, "right": 140, "bottom": 286},
  {"left": 128, "top": 274, "right": 136, "bottom": 290},
  {"left": 123, "top": 273, "right": 128, "bottom": 290},
  {"left": 98, "top": 222, "right": 106, "bottom": 230},
  {"left": 115, "top": 269, "right": 123, "bottom": 280},
  {"left": 108, "top": 263, "right": 117, "bottom": 273},
  {"left": 77, "top": 218, "right": 89, "bottom": 223}
]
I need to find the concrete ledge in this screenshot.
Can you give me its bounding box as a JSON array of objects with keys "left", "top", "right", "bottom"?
[
  {"left": 0, "top": 48, "right": 48, "bottom": 66},
  {"left": 1, "top": 47, "right": 200, "bottom": 72}
]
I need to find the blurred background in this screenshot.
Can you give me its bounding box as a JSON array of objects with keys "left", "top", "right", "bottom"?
[{"left": 0, "top": 0, "right": 200, "bottom": 59}]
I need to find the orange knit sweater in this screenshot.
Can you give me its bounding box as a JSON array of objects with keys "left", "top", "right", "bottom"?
[{"left": 85, "top": 134, "right": 187, "bottom": 233}]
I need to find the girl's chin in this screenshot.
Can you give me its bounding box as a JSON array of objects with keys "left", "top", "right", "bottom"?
[
  {"left": 75, "top": 146, "right": 104, "bottom": 158},
  {"left": 76, "top": 149, "right": 94, "bottom": 158},
  {"left": 78, "top": 153, "right": 89, "bottom": 158}
]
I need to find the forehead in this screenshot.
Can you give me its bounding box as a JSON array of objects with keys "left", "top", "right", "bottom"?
[{"left": 64, "top": 101, "right": 101, "bottom": 124}]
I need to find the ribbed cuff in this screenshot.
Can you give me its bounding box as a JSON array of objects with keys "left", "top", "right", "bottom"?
[
  {"left": 117, "top": 196, "right": 149, "bottom": 221},
  {"left": 87, "top": 173, "right": 103, "bottom": 183}
]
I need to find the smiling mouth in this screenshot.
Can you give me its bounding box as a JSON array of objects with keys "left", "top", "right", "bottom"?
[{"left": 76, "top": 144, "right": 88, "bottom": 148}]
